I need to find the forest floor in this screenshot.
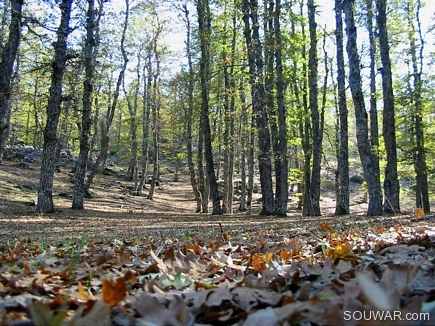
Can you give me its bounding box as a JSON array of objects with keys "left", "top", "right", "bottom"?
[
  {"left": 1, "top": 159, "right": 435, "bottom": 325},
  {"left": 0, "top": 159, "right": 413, "bottom": 243}
]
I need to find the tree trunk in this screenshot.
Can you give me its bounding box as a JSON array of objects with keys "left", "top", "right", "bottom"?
[
  {"left": 85, "top": 0, "right": 129, "bottom": 193},
  {"left": 239, "top": 81, "right": 248, "bottom": 212},
  {"left": 376, "top": 0, "right": 400, "bottom": 214},
  {"left": 147, "top": 42, "right": 161, "bottom": 200},
  {"left": 274, "top": 0, "right": 288, "bottom": 216},
  {"left": 180, "top": 4, "right": 201, "bottom": 212},
  {"left": 291, "top": 3, "right": 311, "bottom": 217},
  {"left": 37, "top": 0, "right": 73, "bottom": 213},
  {"left": 243, "top": 0, "right": 274, "bottom": 215},
  {"left": 0, "top": 0, "right": 23, "bottom": 163},
  {"left": 308, "top": 0, "right": 322, "bottom": 216},
  {"left": 72, "top": 0, "right": 101, "bottom": 210},
  {"left": 138, "top": 57, "right": 151, "bottom": 194},
  {"left": 365, "top": 0, "right": 381, "bottom": 212},
  {"left": 196, "top": 0, "right": 222, "bottom": 215},
  {"left": 343, "top": 0, "right": 382, "bottom": 216},
  {"left": 334, "top": 1, "right": 349, "bottom": 216},
  {"left": 124, "top": 53, "right": 141, "bottom": 192},
  {"left": 247, "top": 109, "right": 255, "bottom": 215}
]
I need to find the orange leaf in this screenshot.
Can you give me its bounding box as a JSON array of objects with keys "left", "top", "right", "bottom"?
[
  {"left": 251, "top": 253, "right": 268, "bottom": 271},
  {"left": 416, "top": 207, "right": 424, "bottom": 219},
  {"left": 320, "top": 222, "right": 333, "bottom": 231},
  {"left": 102, "top": 276, "right": 127, "bottom": 306},
  {"left": 280, "top": 250, "right": 292, "bottom": 261},
  {"left": 78, "top": 281, "right": 92, "bottom": 300}
]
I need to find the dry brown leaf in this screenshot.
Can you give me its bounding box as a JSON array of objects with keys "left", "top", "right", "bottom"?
[{"left": 101, "top": 272, "right": 132, "bottom": 306}]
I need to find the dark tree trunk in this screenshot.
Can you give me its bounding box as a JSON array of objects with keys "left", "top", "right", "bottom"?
[
  {"left": 72, "top": 0, "right": 101, "bottom": 210},
  {"left": 196, "top": 0, "right": 222, "bottom": 215},
  {"left": 243, "top": 0, "right": 274, "bottom": 215},
  {"left": 343, "top": 0, "right": 382, "bottom": 216},
  {"left": 37, "top": 0, "right": 73, "bottom": 213},
  {"left": 365, "top": 0, "right": 381, "bottom": 211},
  {"left": 274, "top": 0, "right": 288, "bottom": 216},
  {"left": 334, "top": 0, "right": 349, "bottom": 215},
  {"left": 0, "top": 0, "right": 23, "bottom": 163},
  {"left": 308, "top": 0, "right": 322, "bottom": 216},
  {"left": 376, "top": 0, "right": 400, "bottom": 214}
]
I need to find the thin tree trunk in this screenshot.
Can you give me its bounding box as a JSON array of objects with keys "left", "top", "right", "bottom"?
[
  {"left": 124, "top": 53, "right": 141, "bottom": 192},
  {"left": 147, "top": 42, "right": 161, "bottom": 200},
  {"left": 72, "top": 0, "right": 101, "bottom": 209},
  {"left": 274, "top": 0, "right": 288, "bottom": 216},
  {"left": 181, "top": 3, "right": 201, "bottom": 212},
  {"left": 138, "top": 58, "right": 151, "bottom": 194},
  {"left": 0, "top": 0, "right": 23, "bottom": 163},
  {"left": 308, "top": 0, "right": 322, "bottom": 216},
  {"left": 247, "top": 109, "right": 255, "bottom": 215},
  {"left": 239, "top": 81, "right": 248, "bottom": 212},
  {"left": 334, "top": 0, "right": 349, "bottom": 215},
  {"left": 343, "top": 0, "right": 382, "bottom": 216},
  {"left": 197, "top": 0, "right": 222, "bottom": 214},
  {"left": 85, "top": 0, "right": 130, "bottom": 193},
  {"left": 37, "top": 0, "right": 73, "bottom": 213},
  {"left": 376, "top": 0, "right": 400, "bottom": 214}
]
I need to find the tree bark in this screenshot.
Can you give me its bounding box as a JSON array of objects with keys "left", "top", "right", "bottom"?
[
  {"left": 365, "top": 0, "right": 381, "bottom": 211},
  {"left": 0, "top": 0, "right": 23, "bottom": 163},
  {"left": 376, "top": 0, "right": 400, "bottom": 214},
  {"left": 334, "top": 0, "right": 349, "bottom": 215},
  {"left": 343, "top": 0, "right": 382, "bottom": 216},
  {"left": 72, "top": 0, "right": 101, "bottom": 210},
  {"left": 308, "top": 0, "right": 322, "bottom": 216},
  {"left": 196, "top": 0, "right": 222, "bottom": 214},
  {"left": 37, "top": 0, "right": 73, "bottom": 213},
  {"left": 243, "top": 0, "right": 274, "bottom": 215}
]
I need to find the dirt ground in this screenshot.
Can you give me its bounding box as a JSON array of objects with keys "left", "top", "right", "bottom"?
[{"left": 0, "top": 159, "right": 420, "bottom": 245}]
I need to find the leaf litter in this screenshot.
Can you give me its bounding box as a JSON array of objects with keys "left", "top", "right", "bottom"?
[{"left": 1, "top": 217, "right": 435, "bottom": 325}]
